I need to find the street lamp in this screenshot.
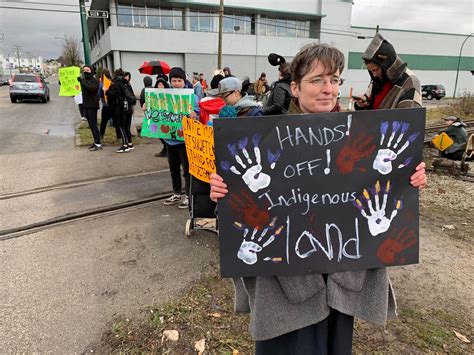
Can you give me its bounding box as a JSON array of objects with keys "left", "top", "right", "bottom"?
[{"left": 453, "top": 32, "right": 473, "bottom": 99}]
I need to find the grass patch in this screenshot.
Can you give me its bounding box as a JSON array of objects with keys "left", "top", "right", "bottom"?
[
  {"left": 93, "top": 268, "right": 253, "bottom": 354},
  {"left": 426, "top": 95, "right": 474, "bottom": 123},
  {"left": 76, "top": 119, "right": 153, "bottom": 147}
]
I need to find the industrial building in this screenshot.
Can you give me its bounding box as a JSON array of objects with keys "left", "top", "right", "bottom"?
[{"left": 86, "top": 0, "right": 473, "bottom": 97}]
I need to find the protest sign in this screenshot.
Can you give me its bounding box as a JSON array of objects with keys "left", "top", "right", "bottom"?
[
  {"left": 141, "top": 88, "right": 194, "bottom": 140},
  {"left": 183, "top": 117, "right": 216, "bottom": 183},
  {"left": 431, "top": 132, "right": 453, "bottom": 151},
  {"left": 102, "top": 75, "right": 111, "bottom": 104},
  {"left": 214, "top": 108, "right": 425, "bottom": 277},
  {"left": 59, "top": 66, "right": 81, "bottom": 96}
]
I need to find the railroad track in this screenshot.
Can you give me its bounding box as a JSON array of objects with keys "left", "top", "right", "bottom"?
[{"left": 424, "top": 118, "right": 474, "bottom": 143}]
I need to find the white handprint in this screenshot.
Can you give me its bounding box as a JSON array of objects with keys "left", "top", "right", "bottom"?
[
  {"left": 373, "top": 121, "right": 419, "bottom": 175},
  {"left": 234, "top": 218, "right": 284, "bottom": 265},
  {"left": 220, "top": 134, "right": 280, "bottom": 193},
  {"left": 353, "top": 180, "right": 403, "bottom": 236}
]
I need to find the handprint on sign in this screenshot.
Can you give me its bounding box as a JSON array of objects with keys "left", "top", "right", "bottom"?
[
  {"left": 353, "top": 180, "right": 403, "bottom": 236},
  {"left": 376, "top": 227, "right": 417, "bottom": 265},
  {"left": 336, "top": 133, "right": 376, "bottom": 174},
  {"left": 234, "top": 217, "right": 285, "bottom": 265},
  {"left": 220, "top": 134, "right": 281, "bottom": 193},
  {"left": 229, "top": 189, "right": 271, "bottom": 228},
  {"left": 373, "top": 121, "right": 419, "bottom": 175}
]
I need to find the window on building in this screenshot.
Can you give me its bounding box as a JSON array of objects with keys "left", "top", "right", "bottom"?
[
  {"left": 223, "top": 14, "right": 254, "bottom": 34},
  {"left": 133, "top": 5, "right": 147, "bottom": 27},
  {"left": 160, "top": 8, "right": 174, "bottom": 29},
  {"left": 147, "top": 7, "right": 160, "bottom": 28},
  {"left": 190, "top": 10, "right": 216, "bottom": 32},
  {"left": 259, "top": 16, "right": 310, "bottom": 38},
  {"left": 117, "top": 3, "right": 133, "bottom": 27}
]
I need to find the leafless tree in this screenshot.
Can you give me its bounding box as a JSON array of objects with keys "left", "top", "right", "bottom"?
[{"left": 58, "top": 35, "right": 82, "bottom": 67}]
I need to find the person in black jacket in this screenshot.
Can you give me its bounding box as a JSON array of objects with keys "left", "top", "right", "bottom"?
[
  {"left": 123, "top": 71, "right": 137, "bottom": 150},
  {"left": 106, "top": 68, "right": 131, "bottom": 153},
  {"left": 264, "top": 62, "right": 292, "bottom": 115},
  {"left": 78, "top": 65, "right": 101, "bottom": 151}
]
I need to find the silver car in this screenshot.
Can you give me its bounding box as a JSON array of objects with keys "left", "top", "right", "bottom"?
[{"left": 9, "top": 74, "right": 50, "bottom": 103}]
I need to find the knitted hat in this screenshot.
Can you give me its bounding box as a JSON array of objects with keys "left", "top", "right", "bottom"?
[
  {"left": 207, "top": 77, "right": 242, "bottom": 97},
  {"left": 169, "top": 67, "right": 186, "bottom": 81}
]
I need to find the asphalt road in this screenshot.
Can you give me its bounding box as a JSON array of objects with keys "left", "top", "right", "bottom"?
[
  {"left": 0, "top": 83, "right": 77, "bottom": 154},
  {"left": 0, "top": 79, "right": 218, "bottom": 352}
]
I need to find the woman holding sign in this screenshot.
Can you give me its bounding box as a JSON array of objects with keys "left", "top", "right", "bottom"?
[{"left": 210, "top": 44, "right": 427, "bottom": 354}]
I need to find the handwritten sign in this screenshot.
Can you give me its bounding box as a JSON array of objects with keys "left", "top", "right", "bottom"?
[
  {"left": 59, "top": 66, "right": 81, "bottom": 96},
  {"left": 183, "top": 117, "right": 216, "bottom": 183},
  {"left": 141, "top": 88, "right": 194, "bottom": 140},
  {"left": 214, "top": 108, "right": 426, "bottom": 277}
]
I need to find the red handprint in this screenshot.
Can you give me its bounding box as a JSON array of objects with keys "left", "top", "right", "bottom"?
[
  {"left": 376, "top": 227, "right": 417, "bottom": 265},
  {"left": 336, "top": 133, "right": 376, "bottom": 174},
  {"left": 229, "top": 189, "right": 270, "bottom": 230},
  {"left": 160, "top": 125, "right": 170, "bottom": 134},
  {"left": 177, "top": 128, "right": 184, "bottom": 137}
]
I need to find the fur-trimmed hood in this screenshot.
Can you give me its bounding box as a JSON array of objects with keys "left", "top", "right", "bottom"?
[{"left": 362, "top": 33, "right": 407, "bottom": 83}]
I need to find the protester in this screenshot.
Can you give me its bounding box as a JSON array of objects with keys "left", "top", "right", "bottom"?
[
  {"left": 78, "top": 65, "right": 101, "bottom": 151},
  {"left": 154, "top": 74, "right": 170, "bottom": 89},
  {"left": 198, "top": 74, "right": 226, "bottom": 125},
  {"left": 139, "top": 76, "right": 153, "bottom": 108},
  {"left": 199, "top": 73, "right": 207, "bottom": 91},
  {"left": 223, "top": 66, "right": 234, "bottom": 77},
  {"left": 123, "top": 72, "right": 137, "bottom": 151},
  {"left": 208, "top": 77, "right": 263, "bottom": 117},
  {"left": 254, "top": 72, "right": 268, "bottom": 101},
  {"left": 99, "top": 68, "right": 120, "bottom": 141},
  {"left": 263, "top": 62, "right": 292, "bottom": 115},
  {"left": 439, "top": 116, "right": 468, "bottom": 160},
  {"left": 354, "top": 33, "right": 422, "bottom": 110},
  {"left": 209, "top": 43, "right": 427, "bottom": 354},
  {"left": 152, "top": 75, "right": 169, "bottom": 157},
  {"left": 162, "top": 67, "right": 199, "bottom": 209},
  {"left": 106, "top": 68, "right": 130, "bottom": 153},
  {"left": 192, "top": 73, "right": 204, "bottom": 100}
]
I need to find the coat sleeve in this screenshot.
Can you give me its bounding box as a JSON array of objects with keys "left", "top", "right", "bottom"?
[
  {"left": 264, "top": 84, "right": 288, "bottom": 115},
  {"left": 80, "top": 79, "right": 99, "bottom": 94},
  {"left": 140, "top": 88, "right": 146, "bottom": 107}
]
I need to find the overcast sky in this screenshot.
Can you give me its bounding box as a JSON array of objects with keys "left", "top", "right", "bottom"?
[{"left": 0, "top": 0, "right": 473, "bottom": 59}]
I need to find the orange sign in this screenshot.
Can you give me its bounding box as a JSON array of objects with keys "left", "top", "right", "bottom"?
[
  {"left": 432, "top": 132, "right": 453, "bottom": 151},
  {"left": 183, "top": 117, "right": 216, "bottom": 183}
]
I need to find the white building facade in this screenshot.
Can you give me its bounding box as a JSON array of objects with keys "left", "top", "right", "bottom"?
[{"left": 87, "top": 0, "right": 473, "bottom": 97}]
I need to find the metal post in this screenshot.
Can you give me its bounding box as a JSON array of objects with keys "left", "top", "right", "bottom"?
[
  {"left": 217, "top": 0, "right": 224, "bottom": 70},
  {"left": 453, "top": 32, "right": 473, "bottom": 99},
  {"left": 79, "top": 0, "right": 91, "bottom": 65}
]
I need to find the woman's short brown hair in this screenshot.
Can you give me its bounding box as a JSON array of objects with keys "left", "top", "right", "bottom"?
[{"left": 290, "top": 43, "right": 345, "bottom": 84}]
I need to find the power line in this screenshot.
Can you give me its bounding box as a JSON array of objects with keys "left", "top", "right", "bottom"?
[
  {"left": 0, "top": 1, "right": 78, "bottom": 7},
  {"left": 0, "top": 4, "right": 367, "bottom": 38}
]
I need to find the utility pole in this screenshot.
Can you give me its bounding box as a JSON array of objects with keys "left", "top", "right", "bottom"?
[
  {"left": 13, "top": 45, "right": 21, "bottom": 73},
  {"left": 217, "top": 0, "right": 224, "bottom": 70},
  {"left": 79, "top": 0, "right": 91, "bottom": 65},
  {"left": 453, "top": 33, "right": 473, "bottom": 99}
]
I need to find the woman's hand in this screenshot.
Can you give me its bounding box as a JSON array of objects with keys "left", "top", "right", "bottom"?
[
  {"left": 210, "top": 173, "right": 228, "bottom": 202},
  {"left": 189, "top": 111, "right": 197, "bottom": 119},
  {"left": 410, "top": 162, "right": 427, "bottom": 189}
]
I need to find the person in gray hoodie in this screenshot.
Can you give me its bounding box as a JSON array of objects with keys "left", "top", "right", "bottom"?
[{"left": 209, "top": 43, "right": 427, "bottom": 354}]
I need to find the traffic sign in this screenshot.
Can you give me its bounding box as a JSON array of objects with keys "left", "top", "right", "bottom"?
[{"left": 87, "top": 10, "right": 109, "bottom": 18}]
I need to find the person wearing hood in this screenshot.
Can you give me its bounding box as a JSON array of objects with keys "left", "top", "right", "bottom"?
[
  {"left": 440, "top": 116, "right": 468, "bottom": 160},
  {"left": 354, "top": 33, "right": 422, "bottom": 110},
  {"left": 106, "top": 68, "right": 131, "bottom": 153},
  {"left": 208, "top": 77, "right": 263, "bottom": 118},
  {"left": 154, "top": 74, "right": 170, "bottom": 89},
  {"left": 264, "top": 62, "right": 292, "bottom": 115},
  {"left": 78, "top": 65, "right": 101, "bottom": 151},
  {"left": 122, "top": 71, "right": 137, "bottom": 151},
  {"left": 140, "top": 75, "right": 153, "bottom": 108},
  {"left": 223, "top": 66, "right": 234, "bottom": 78}
]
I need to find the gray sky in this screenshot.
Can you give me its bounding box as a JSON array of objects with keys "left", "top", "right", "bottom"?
[{"left": 0, "top": 0, "right": 473, "bottom": 59}]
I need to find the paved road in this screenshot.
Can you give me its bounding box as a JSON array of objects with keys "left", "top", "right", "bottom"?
[
  {"left": 0, "top": 78, "right": 218, "bottom": 352},
  {"left": 0, "top": 84, "right": 77, "bottom": 154}
]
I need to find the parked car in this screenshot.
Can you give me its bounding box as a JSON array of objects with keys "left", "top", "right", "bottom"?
[
  {"left": 0, "top": 76, "right": 9, "bottom": 86},
  {"left": 9, "top": 74, "right": 50, "bottom": 103},
  {"left": 421, "top": 84, "right": 446, "bottom": 100}
]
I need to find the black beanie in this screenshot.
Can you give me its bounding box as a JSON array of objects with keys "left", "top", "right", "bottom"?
[
  {"left": 169, "top": 67, "right": 186, "bottom": 81},
  {"left": 268, "top": 53, "right": 286, "bottom": 67}
]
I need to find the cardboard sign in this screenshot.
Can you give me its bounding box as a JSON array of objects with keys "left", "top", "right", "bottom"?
[
  {"left": 141, "top": 88, "right": 194, "bottom": 140},
  {"left": 59, "top": 66, "right": 81, "bottom": 96},
  {"left": 183, "top": 117, "right": 216, "bottom": 183},
  {"left": 432, "top": 132, "right": 453, "bottom": 151},
  {"left": 102, "top": 75, "right": 111, "bottom": 104},
  {"left": 214, "top": 108, "right": 426, "bottom": 278}
]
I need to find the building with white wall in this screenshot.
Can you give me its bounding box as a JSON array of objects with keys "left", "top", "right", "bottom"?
[{"left": 87, "top": 0, "right": 473, "bottom": 97}]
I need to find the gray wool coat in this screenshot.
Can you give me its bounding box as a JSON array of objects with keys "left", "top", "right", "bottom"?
[{"left": 231, "top": 101, "right": 397, "bottom": 341}]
